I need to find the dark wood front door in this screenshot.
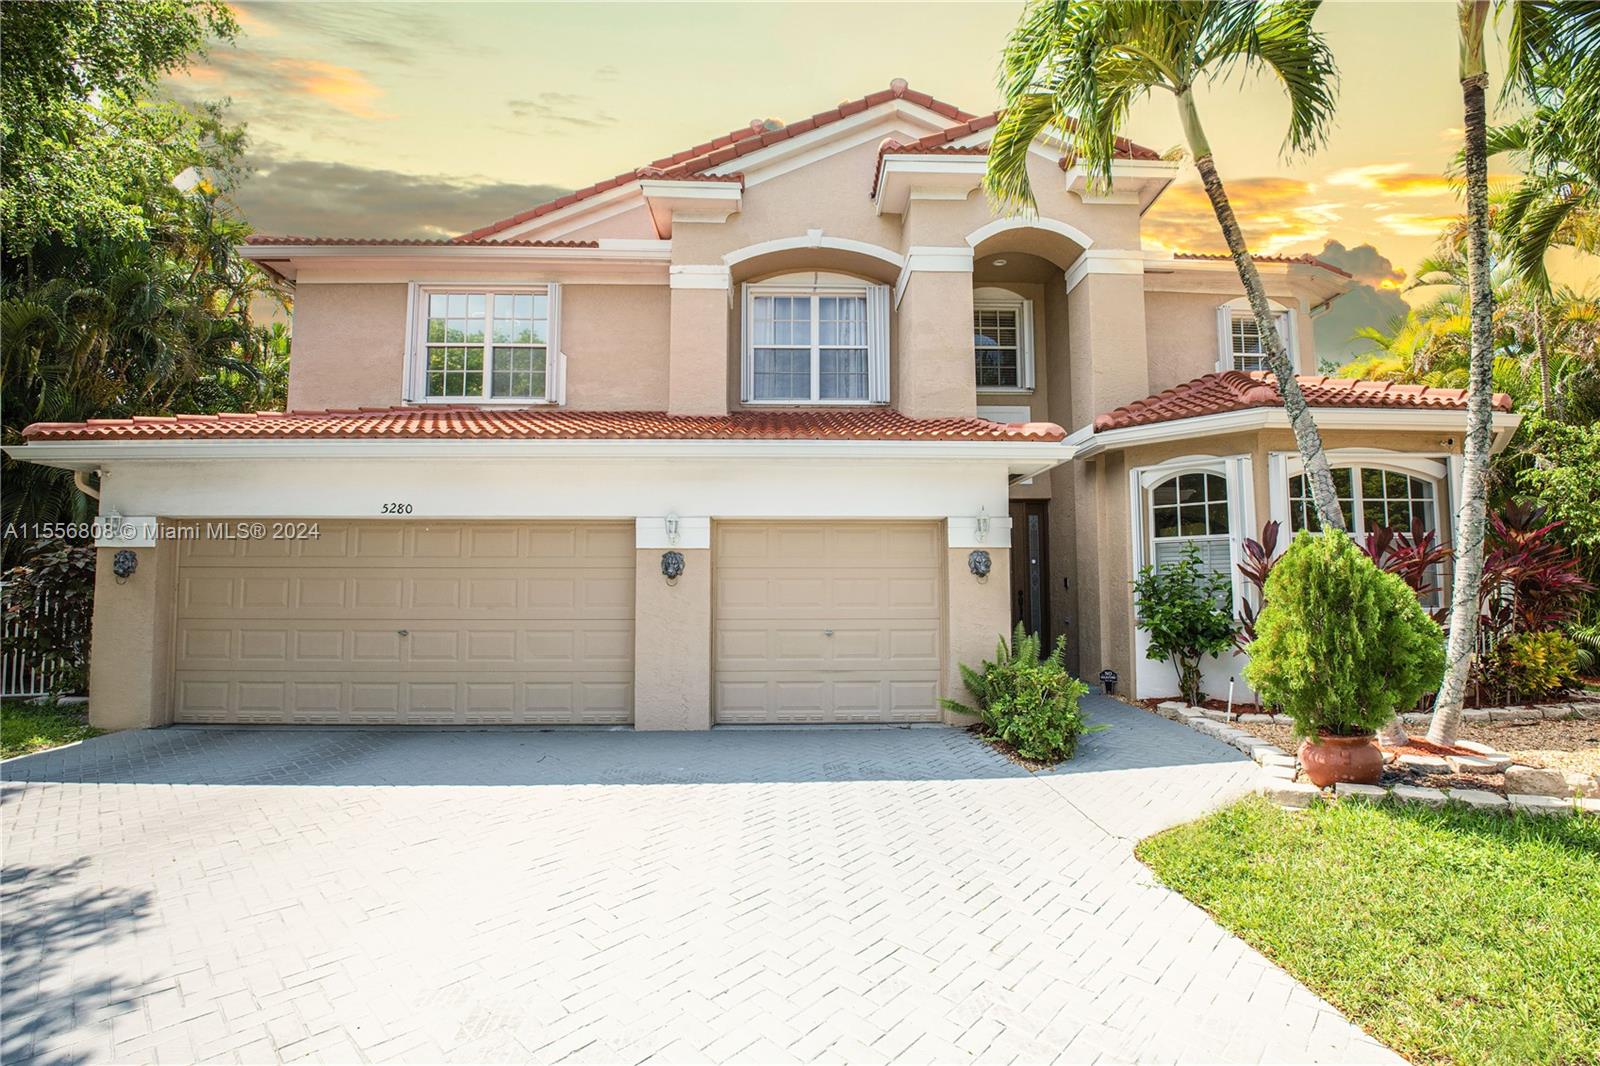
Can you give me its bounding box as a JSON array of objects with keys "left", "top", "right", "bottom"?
[{"left": 1009, "top": 500, "right": 1050, "bottom": 644}]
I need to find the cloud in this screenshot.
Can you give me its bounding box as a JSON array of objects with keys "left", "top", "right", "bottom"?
[
  {"left": 1375, "top": 211, "right": 1460, "bottom": 237},
  {"left": 178, "top": 50, "right": 389, "bottom": 120},
  {"left": 1142, "top": 177, "right": 1340, "bottom": 253},
  {"left": 1326, "top": 163, "right": 1454, "bottom": 198},
  {"left": 595, "top": 65, "right": 621, "bottom": 82},
  {"left": 507, "top": 92, "right": 618, "bottom": 130},
  {"left": 1308, "top": 241, "right": 1411, "bottom": 364},
  {"left": 231, "top": 155, "right": 568, "bottom": 239},
  {"left": 230, "top": 2, "right": 457, "bottom": 65}
]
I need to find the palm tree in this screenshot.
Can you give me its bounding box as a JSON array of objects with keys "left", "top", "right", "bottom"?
[
  {"left": 986, "top": 0, "right": 1348, "bottom": 531},
  {"left": 1427, "top": 0, "right": 1597, "bottom": 745}
]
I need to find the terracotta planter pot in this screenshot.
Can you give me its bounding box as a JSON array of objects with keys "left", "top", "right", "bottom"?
[{"left": 1298, "top": 732, "right": 1383, "bottom": 788}]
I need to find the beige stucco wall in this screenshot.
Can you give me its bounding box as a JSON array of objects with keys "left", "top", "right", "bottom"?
[
  {"left": 1143, "top": 286, "right": 1320, "bottom": 394},
  {"left": 87, "top": 537, "right": 177, "bottom": 731},
  {"left": 563, "top": 285, "right": 670, "bottom": 411},
  {"left": 633, "top": 547, "right": 712, "bottom": 730},
  {"left": 669, "top": 287, "right": 731, "bottom": 415},
  {"left": 943, "top": 545, "right": 1012, "bottom": 724},
  {"left": 1068, "top": 272, "right": 1150, "bottom": 429},
  {"left": 287, "top": 283, "right": 409, "bottom": 410},
  {"left": 898, "top": 271, "right": 978, "bottom": 419}
]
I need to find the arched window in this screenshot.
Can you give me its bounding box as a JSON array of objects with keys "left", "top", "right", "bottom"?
[
  {"left": 1288, "top": 466, "right": 1437, "bottom": 536},
  {"left": 1150, "top": 471, "right": 1232, "bottom": 577}
]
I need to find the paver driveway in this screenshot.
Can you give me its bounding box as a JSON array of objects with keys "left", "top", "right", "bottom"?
[{"left": 2, "top": 696, "right": 1400, "bottom": 1065}]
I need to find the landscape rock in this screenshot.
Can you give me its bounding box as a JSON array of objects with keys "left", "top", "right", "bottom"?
[
  {"left": 1390, "top": 784, "right": 1448, "bottom": 807},
  {"left": 1397, "top": 753, "right": 1450, "bottom": 775},
  {"left": 1446, "top": 754, "right": 1505, "bottom": 774},
  {"left": 1461, "top": 708, "right": 1491, "bottom": 723},
  {"left": 1446, "top": 789, "right": 1508, "bottom": 810},
  {"left": 1488, "top": 708, "right": 1539, "bottom": 723},
  {"left": 1504, "top": 765, "right": 1573, "bottom": 796},
  {"left": 1238, "top": 714, "right": 1275, "bottom": 724},
  {"left": 1332, "top": 782, "right": 1387, "bottom": 802},
  {"left": 1259, "top": 778, "right": 1323, "bottom": 808},
  {"left": 1456, "top": 740, "right": 1506, "bottom": 757},
  {"left": 1509, "top": 794, "right": 1577, "bottom": 815},
  {"left": 1156, "top": 701, "right": 1189, "bottom": 721}
]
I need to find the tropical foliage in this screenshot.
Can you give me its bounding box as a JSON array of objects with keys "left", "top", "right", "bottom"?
[
  {"left": 1245, "top": 530, "right": 1445, "bottom": 738},
  {"left": 942, "top": 623, "right": 1099, "bottom": 763},
  {"left": 1, "top": 542, "right": 97, "bottom": 694},
  {"left": 0, "top": 1, "right": 287, "bottom": 557}
]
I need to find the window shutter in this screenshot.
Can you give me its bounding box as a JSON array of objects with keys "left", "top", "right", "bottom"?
[
  {"left": 739, "top": 283, "right": 753, "bottom": 404},
  {"left": 868, "top": 283, "right": 890, "bottom": 403}
]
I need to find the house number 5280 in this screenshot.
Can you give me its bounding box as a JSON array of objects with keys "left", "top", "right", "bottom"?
[{"left": 380, "top": 502, "right": 414, "bottom": 514}]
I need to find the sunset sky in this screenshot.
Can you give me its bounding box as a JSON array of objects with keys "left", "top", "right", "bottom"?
[{"left": 171, "top": 0, "right": 1591, "bottom": 358}]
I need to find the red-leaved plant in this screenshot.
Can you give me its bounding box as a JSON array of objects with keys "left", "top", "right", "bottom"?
[{"left": 1478, "top": 501, "right": 1593, "bottom": 639}]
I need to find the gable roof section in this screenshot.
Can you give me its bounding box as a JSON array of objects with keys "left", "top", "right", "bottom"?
[
  {"left": 21, "top": 406, "right": 1067, "bottom": 444},
  {"left": 458, "top": 81, "right": 978, "bottom": 242},
  {"left": 1093, "top": 371, "right": 1512, "bottom": 432}
]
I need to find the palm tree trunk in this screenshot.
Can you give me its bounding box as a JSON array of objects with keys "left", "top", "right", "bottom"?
[
  {"left": 1428, "top": 1, "right": 1495, "bottom": 748},
  {"left": 1176, "top": 89, "right": 1347, "bottom": 534}
]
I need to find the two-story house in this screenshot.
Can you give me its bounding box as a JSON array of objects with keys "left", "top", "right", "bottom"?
[{"left": 10, "top": 81, "right": 1519, "bottom": 732}]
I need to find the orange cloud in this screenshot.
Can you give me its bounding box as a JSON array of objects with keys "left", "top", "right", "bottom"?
[
  {"left": 1375, "top": 211, "right": 1459, "bottom": 237},
  {"left": 1142, "top": 177, "right": 1340, "bottom": 254},
  {"left": 226, "top": 3, "right": 275, "bottom": 36},
  {"left": 1326, "top": 163, "right": 1454, "bottom": 198},
  {"left": 287, "top": 59, "right": 386, "bottom": 118}
]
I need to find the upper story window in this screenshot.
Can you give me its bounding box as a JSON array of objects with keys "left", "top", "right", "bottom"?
[
  {"left": 410, "top": 285, "right": 557, "bottom": 403},
  {"left": 973, "top": 287, "right": 1036, "bottom": 392},
  {"left": 741, "top": 273, "right": 888, "bottom": 404},
  {"left": 1217, "top": 297, "right": 1294, "bottom": 374}
]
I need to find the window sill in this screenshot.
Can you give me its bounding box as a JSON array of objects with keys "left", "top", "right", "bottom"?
[
  {"left": 739, "top": 400, "right": 889, "bottom": 407},
  {"left": 406, "top": 398, "right": 559, "bottom": 407},
  {"left": 976, "top": 386, "right": 1035, "bottom": 396}
]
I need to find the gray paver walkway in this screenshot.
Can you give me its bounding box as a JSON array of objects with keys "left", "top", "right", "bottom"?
[{"left": 2, "top": 696, "right": 1400, "bottom": 1064}]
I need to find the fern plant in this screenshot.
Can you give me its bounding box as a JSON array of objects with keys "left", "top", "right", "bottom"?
[{"left": 942, "top": 623, "right": 1100, "bottom": 763}]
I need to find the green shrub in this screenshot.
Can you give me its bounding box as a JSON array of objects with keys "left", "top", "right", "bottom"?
[
  {"left": 1132, "top": 542, "right": 1237, "bottom": 705},
  {"left": 1488, "top": 630, "right": 1581, "bottom": 700},
  {"left": 942, "top": 622, "right": 1100, "bottom": 763},
  {"left": 1245, "top": 530, "right": 1445, "bottom": 738}
]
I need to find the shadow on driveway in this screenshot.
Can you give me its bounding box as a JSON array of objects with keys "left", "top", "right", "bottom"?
[{"left": 1, "top": 694, "right": 1246, "bottom": 790}]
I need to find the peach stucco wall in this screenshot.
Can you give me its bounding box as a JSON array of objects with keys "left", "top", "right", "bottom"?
[
  {"left": 943, "top": 545, "right": 1012, "bottom": 724},
  {"left": 633, "top": 547, "right": 712, "bottom": 730},
  {"left": 87, "top": 537, "right": 177, "bottom": 731},
  {"left": 287, "top": 283, "right": 409, "bottom": 411},
  {"left": 562, "top": 285, "right": 670, "bottom": 411},
  {"left": 1143, "top": 286, "right": 1320, "bottom": 395}
]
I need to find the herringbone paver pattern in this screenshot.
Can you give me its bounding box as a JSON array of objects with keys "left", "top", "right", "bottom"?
[{"left": 2, "top": 697, "right": 1400, "bottom": 1064}]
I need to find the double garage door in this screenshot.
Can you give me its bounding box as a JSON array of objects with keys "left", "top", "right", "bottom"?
[
  {"left": 173, "top": 521, "right": 636, "bottom": 724},
  {"left": 173, "top": 519, "right": 943, "bottom": 726}
]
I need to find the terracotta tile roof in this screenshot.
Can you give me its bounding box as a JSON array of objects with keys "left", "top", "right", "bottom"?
[
  {"left": 1093, "top": 371, "right": 1513, "bottom": 432},
  {"left": 457, "top": 81, "right": 983, "bottom": 241},
  {"left": 242, "top": 236, "right": 600, "bottom": 249},
  {"left": 1170, "top": 251, "right": 1353, "bottom": 279},
  {"left": 21, "top": 406, "right": 1067, "bottom": 444}
]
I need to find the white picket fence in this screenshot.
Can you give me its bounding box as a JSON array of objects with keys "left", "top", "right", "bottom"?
[{"left": 1, "top": 586, "right": 83, "bottom": 697}]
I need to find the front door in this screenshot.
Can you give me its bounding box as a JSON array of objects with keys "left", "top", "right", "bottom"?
[{"left": 1008, "top": 500, "right": 1050, "bottom": 645}]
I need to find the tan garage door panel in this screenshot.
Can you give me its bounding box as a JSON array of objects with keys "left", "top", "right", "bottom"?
[
  {"left": 173, "top": 522, "right": 634, "bottom": 724},
  {"left": 714, "top": 522, "right": 942, "bottom": 724}
]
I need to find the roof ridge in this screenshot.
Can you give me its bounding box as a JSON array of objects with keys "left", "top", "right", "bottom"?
[{"left": 1171, "top": 250, "right": 1353, "bottom": 279}]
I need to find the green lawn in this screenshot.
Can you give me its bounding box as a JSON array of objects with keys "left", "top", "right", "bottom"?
[
  {"left": 1, "top": 700, "right": 101, "bottom": 759},
  {"left": 1137, "top": 797, "right": 1600, "bottom": 1066}
]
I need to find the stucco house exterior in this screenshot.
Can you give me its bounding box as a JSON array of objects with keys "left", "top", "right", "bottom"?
[{"left": 8, "top": 81, "right": 1519, "bottom": 731}]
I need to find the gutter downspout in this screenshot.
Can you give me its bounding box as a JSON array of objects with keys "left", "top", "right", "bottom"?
[{"left": 74, "top": 469, "right": 101, "bottom": 499}]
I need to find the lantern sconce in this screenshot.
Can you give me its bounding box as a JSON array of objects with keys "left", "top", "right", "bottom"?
[
  {"left": 661, "top": 550, "right": 686, "bottom": 585},
  {"left": 967, "top": 550, "right": 991, "bottom": 581},
  {"left": 974, "top": 507, "right": 990, "bottom": 543},
  {"left": 664, "top": 512, "right": 681, "bottom": 546},
  {"left": 112, "top": 549, "right": 138, "bottom": 584}
]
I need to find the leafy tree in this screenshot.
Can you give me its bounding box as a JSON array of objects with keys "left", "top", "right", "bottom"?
[
  {"left": 986, "top": 0, "right": 1349, "bottom": 532},
  {"left": 1, "top": 0, "right": 237, "bottom": 245},
  {"left": 1245, "top": 530, "right": 1445, "bottom": 739},
  {"left": 1516, "top": 418, "right": 1600, "bottom": 593},
  {"left": 1133, "top": 543, "right": 1237, "bottom": 706}
]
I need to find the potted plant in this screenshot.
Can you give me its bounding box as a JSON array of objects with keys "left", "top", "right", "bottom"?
[
  {"left": 1132, "top": 542, "right": 1237, "bottom": 706},
  {"left": 1245, "top": 530, "right": 1445, "bottom": 786}
]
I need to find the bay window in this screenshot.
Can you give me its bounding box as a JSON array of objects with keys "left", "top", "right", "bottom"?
[
  {"left": 411, "top": 285, "right": 556, "bottom": 403},
  {"left": 741, "top": 273, "right": 889, "bottom": 404}
]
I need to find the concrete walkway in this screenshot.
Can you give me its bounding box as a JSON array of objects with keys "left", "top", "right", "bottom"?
[{"left": 2, "top": 696, "right": 1400, "bottom": 1064}]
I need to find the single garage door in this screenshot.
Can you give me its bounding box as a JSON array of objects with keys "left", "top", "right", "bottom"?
[
  {"left": 173, "top": 521, "right": 634, "bottom": 724},
  {"left": 714, "top": 521, "right": 942, "bottom": 723}
]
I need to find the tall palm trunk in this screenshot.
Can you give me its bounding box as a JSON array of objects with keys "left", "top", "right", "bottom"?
[
  {"left": 1532, "top": 292, "right": 1554, "bottom": 414},
  {"left": 1176, "top": 88, "right": 1347, "bottom": 534},
  {"left": 1428, "top": 0, "right": 1496, "bottom": 748}
]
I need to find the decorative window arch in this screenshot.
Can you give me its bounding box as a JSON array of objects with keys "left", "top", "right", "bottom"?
[
  {"left": 973, "top": 286, "right": 1035, "bottom": 392},
  {"left": 1216, "top": 296, "right": 1296, "bottom": 374},
  {"left": 740, "top": 271, "right": 890, "bottom": 404},
  {"left": 1142, "top": 464, "right": 1233, "bottom": 580}
]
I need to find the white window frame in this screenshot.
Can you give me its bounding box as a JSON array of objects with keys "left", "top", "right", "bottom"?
[
  {"left": 405, "top": 282, "right": 564, "bottom": 405},
  {"left": 973, "top": 286, "right": 1036, "bottom": 393},
  {"left": 740, "top": 272, "right": 889, "bottom": 405},
  {"left": 1216, "top": 296, "right": 1296, "bottom": 374}
]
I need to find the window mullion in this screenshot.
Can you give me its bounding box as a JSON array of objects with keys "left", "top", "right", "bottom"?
[{"left": 810, "top": 297, "right": 821, "bottom": 402}]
